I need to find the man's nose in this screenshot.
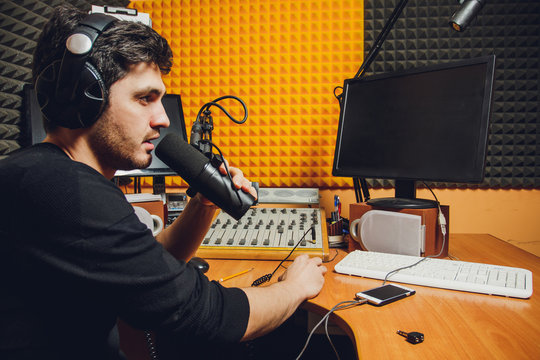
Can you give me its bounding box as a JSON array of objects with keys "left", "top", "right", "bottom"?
[{"left": 152, "top": 106, "right": 170, "bottom": 128}]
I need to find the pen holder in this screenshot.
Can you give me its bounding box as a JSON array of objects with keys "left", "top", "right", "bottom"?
[
  {"left": 327, "top": 218, "right": 346, "bottom": 248},
  {"left": 327, "top": 219, "right": 343, "bottom": 236}
]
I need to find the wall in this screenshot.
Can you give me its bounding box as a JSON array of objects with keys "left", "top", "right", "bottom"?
[
  {"left": 130, "top": 0, "right": 365, "bottom": 189},
  {"left": 128, "top": 0, "right": 539, "bottom": 191},
  {"left": 126, "top": 0, "right": 539, "bottom": 256}
]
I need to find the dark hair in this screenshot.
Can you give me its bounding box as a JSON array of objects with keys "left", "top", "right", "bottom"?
[{"left": 32, "top": 4, "right": 173, "bottom": 130}]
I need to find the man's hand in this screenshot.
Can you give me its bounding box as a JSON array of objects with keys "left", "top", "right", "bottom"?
[
  {"left": 221, "top": 164, "right": 258, "bottom": 200},
  {"left": 241, "top": 255, "right": 327, "bottom": 340},
  {"left": 198, "top": 161, "right": 258, "bottom": 206},
  {"left": 164, "top": 160, "right": 256, "bottom": 258},
  {"left": 278, "top": 255, "right": 327, "bottom": 300}
]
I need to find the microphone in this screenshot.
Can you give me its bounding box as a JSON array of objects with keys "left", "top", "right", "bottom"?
[
  {"left": 449, "top": 0, "right": 486, "bottom": 32},
  {"left": 155, "top": 133, "right": 256, "bottom": 220}
]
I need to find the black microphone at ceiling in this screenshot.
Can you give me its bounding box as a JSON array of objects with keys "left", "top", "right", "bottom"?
[
  {"left": 155, "top": 133, "right": 256, "bottom": 220},
  {"left": 449, "top": 0, "right": 486, "bottom": 32}
]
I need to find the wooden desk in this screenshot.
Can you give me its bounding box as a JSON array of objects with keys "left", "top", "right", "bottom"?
[{"left": 206, "top": 234, "right": 540, "bottom": 359}]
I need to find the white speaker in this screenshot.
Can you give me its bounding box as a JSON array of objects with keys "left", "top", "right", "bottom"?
[{"left": 350, "top": 210, "right": 425, "bottom": 256}]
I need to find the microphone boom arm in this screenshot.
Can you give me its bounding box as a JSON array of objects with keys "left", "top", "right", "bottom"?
[{"left": 342, "top": 0, "right": 410, "bottom": 203}]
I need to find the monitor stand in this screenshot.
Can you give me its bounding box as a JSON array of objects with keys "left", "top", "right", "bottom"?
[
  {"left": 153, "top": 175, "right": 166, "bottom": 195},
  {"left": 366, "top": 180, "right": 438, "bottom": 209}
]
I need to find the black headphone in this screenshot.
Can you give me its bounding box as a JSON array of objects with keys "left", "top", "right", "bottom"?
[{"left": 35, "top": 13, "right": 116, "bottom": 129}]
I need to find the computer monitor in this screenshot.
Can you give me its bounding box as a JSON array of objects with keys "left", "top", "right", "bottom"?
[
  {"left": 23, "top": 85, "right": 187, "bottom": 178},
  {"left": 332, "top": 55, "right": 495, "bottom": 208}
]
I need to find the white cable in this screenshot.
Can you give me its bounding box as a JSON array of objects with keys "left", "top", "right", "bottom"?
[
  {"left": 295, "top": 299, "right": 367, "bottom": 360},
  {"left": 382, "top": 183, "right": 447, "bottom": 285},
  {"left": 324, "top": 312, "right": 340, "bottom": 360}
]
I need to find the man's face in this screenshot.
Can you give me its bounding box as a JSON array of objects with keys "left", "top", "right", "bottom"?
[{"left": 88, "top": 62, "right": 169, "bottom": 172}]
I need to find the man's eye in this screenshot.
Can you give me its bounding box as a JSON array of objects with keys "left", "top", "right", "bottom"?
[{"left": 139, "top": 96, "right": 150, "bottom": 103}]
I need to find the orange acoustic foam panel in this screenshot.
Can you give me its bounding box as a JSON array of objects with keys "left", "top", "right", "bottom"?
[{"left": 129, "top": 0, "right": 364, "bottom": 189}]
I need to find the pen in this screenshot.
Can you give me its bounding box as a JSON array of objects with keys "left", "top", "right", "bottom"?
[
  {"left": 219, "top": 267, "right": 254, "bottom": 283},
  {"left": 333, "top": 195, "right": 341, "bottom": 221}
]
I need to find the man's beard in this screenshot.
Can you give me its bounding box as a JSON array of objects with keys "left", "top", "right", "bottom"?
[{"left": 88, "top": 113, "right": 153, "bottom": 171}]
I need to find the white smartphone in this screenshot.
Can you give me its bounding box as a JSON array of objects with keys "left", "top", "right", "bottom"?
[{"left": 355, "top": 284, "right": 416, "bottom": 306}]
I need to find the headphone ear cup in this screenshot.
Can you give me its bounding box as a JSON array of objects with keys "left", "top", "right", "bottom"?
[
  {"left": 35, "top": 61, "right": 106, "bottom": 129},
  {"left": 75, "top": 62, "right": 107, "bottom": 128},
  {"left": 34, "top": 12, "right": 115, "bottom": 129},
  {"left": 35, "top": 60, "right": 61, "bottom": 125}
]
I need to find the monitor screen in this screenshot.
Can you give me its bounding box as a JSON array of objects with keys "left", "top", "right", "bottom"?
[
  {"left": 23, "top": 85, "right": 187, "bottom": 177},
  {"left": 332, "top": 56, "right": 495, "bottom": 206}
]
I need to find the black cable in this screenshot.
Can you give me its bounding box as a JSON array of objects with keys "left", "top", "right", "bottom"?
[
  {"left": 251, "top": 226, "right": 315, "bottom": 287},
  {"left": 324, "top": 249, "right": 340, "bottom": 263},
  {"left": 189, "top": 95, "right": 249, "bottom": 205},
  {"left": 333, "top": 85, "right": 343, "bottom": 103},
  {"left": 190, "top": 95, "right": 248, "bottom": 158},
  {"left": 195, "top": 95, "right": 248, "bottom": 125}
]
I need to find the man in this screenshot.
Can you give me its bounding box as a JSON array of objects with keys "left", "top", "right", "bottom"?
[{"left": 0, "top": 4, "right": 326, "bottom": 360}]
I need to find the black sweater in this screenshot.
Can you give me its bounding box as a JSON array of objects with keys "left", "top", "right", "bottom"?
[{"left": 0, "top": 143, "right": 249, "bottom": 359}]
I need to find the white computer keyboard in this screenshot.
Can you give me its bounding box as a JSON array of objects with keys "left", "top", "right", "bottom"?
[{"left": 334, "top": 250, "right": 533, "bottom": 299}]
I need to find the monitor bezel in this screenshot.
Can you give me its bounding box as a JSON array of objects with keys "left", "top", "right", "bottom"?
[{"left": 332, "top": 55, "right": 495, "bottom": 185}]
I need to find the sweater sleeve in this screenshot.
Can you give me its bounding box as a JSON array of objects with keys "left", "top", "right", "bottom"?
[{"left": 94, "top": 211, "right": 250, "bottom": 343}]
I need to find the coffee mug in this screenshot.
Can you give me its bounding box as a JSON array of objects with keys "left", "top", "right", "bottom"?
[{"left": 133, "top": 206, "right": 164, "bottom": 236}]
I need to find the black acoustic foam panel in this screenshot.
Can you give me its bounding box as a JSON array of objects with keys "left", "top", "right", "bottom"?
[
  {"left": 363, "top": 0, "right": 539, "bottom": 189},
  {"left": 0, "top": 0, "right": 129, "bottom": 158}
]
